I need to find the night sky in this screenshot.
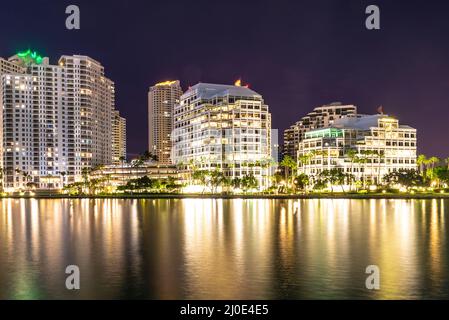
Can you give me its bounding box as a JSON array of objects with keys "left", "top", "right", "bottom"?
[{"left": 1, "top": 0, "right": 449, "bottom": 157}]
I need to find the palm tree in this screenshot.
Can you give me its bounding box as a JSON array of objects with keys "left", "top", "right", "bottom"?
[
  {"left": 140, "top": 150, "right": 158, "bottom": 162},
  {"left": 22, "top": 172, "right": 30, "bottom": 189},
  {"left": 209, "top": 168, "right": 227, "bottom": 194},
  {"left": 375, "top": 150, "right": 385, "bottom": 185},
  {"left": 187, "top": 158, "right": 200, "bottom": 185},
  {"left": 345, "top": 173, "right": 356, "bottom": 191},
  {"left": 294, "top": 173, "right": 310, "bottom": 192},
  {"left": 88, "top": 178, "right": 101, "bottom": 195},
  {"left": 192, "top": 169, "right": 208, "bottom": 194},
  {"left": 428, "top": 156, "right": 439, "bottom": 169},
  {"left": 280, "top": 155, "right": 297, "bottom": 188},
  {"left": 132, "top": 158, "right": 144, "bottom": 168},
  {"left": 345, "top": 149, "right": 357, "bottom": 190},
  {"left": 319, "top": 169, "right": 343, "bottom": 192},
  {"left": 426, "top": 156, "right": 440, "bottom": 182},
  {"left": 417, "top": 154, "right": 427, "bottom": 177},
  {"left": 298, "top": 154, "right": 311, "bottom": 170},
  {"left": 357, "top": 153, "right": 369, "bottom": 188},
  {"left": 333, "top": 169, "right": 347, "bottom": 193},
  {"left": 81, "top": 167, "right": 91, "bottom": 193},
  {"left": 231, "top": 177, "right": 242, "bottom": 191},
  {"left": 241, "top": 173, "right": 258, "bottom": 193}
]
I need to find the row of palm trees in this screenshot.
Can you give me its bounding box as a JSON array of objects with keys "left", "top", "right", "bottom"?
[
  {"left": 182, "top": 156, "right": 273, "bottom": 189},
  {"left": 190, "top": 168, "right": 259, "bottom": 193},
  {"left": 416, "top": 155, "right": 449, "bottom": 187},
  {"left": 281, "top": 149, "right": 386, "bottom": 189},
  {"left": 64, "top": 173, "right": 113, "bottom": 195},
  {"left": 181, "top": 157, "right": 274, "bottom": 170},
  {"left": 5, "top": 151, "right": 449, "bottom": 195},
  {"left": 417, "top": 155, "right": 449, "bottom": 179},
  {"left": 280, "top": 151, "right": 449, "bottom": 192}
]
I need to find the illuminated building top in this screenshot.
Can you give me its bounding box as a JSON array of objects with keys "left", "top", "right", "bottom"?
[
  {"left": 16, "top": 49, "right": 44, "bottom": 65},
  {"left": 155, "top": 80, "right": 178, "bottom": 86},
  {"left": 183, "top": 83, "right": 261, "bottom": 100}
]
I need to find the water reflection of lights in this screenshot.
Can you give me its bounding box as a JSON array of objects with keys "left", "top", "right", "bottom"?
[{"left": 0, "top": 198, "right": 448, "bottom": 299}]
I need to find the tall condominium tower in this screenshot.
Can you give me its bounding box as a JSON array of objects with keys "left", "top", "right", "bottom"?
[
  {"left": 59, "top": 55, "right": 115, "bottom": 170},
  {"left": 283, "top": 103, "right": 357, "bottom": 160},
  {"left": 112, "top": 110, "right": 127, "bottom": 164},
  {"left": 0, "top": 50, "right": 122, "bottom": 191},
  {"left": 0, "top": 57, "right": 27, "bottom": 170},
  {"left": 148, "top": 80, "right": 182, "bottom": 164},
  {"left": 172, "top": 83, "right": 272, "bottom": 189}
]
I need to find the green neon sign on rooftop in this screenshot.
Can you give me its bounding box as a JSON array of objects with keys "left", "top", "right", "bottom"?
[{"left": 17, "top": 49, "right": 43, "bottom": 65}]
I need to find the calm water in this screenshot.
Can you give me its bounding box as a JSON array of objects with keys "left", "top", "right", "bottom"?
[{"left": 0, "top": 198, "right": 448, "bottom": 300}]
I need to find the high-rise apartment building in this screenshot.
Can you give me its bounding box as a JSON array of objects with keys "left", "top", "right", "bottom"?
[
  {"left": 283, "top": 103, "right": 357, "bottom": 160},
  {"left": 0, "top": 57, "right": 27, "bottom": 173},
  {"left": 297, "top": 114, "right": 417, "bottom": 186},
  {"left": 148, "top": 80, "right": 182, "bottom": 164},
  {"left": 112, "top": 110, "right": 127, "bottom": 164},
  {"left": 0, "top": 50, "right": 122, "bottom": 191},
  {"left": 59, "top": 55, "right": 115, "bottom": 170},
  {"left": 172, "top": 83, "right": 272, "bottom": 189},
  {"left": 0, "top": 57, "right": 26, "bottom": 74}
]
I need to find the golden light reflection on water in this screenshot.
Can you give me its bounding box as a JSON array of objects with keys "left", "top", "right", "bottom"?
[{"left": 0, "top": 198, "right": 448, "bottom": 299}]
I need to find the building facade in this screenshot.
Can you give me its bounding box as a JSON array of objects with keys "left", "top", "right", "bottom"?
[
  {"left": 283, "top": 103, "right": 357, "bottom": 160},
  {"left": 58, "top": 55, "right": 115, "bottom": 170},
  {"left": 297, "top": 114, "right": 417, "bottom": 187},
  {"left": 172, "top": 83, "right": 272, "bottom": 189},
  {"left": 0, "top": 57, "right": 27, "bottom": 179},
  {"left": 148, "top": 80, "right": 183, "bottom": 164},
  {"left": 90, "top": 162, "right": 180, "bottom": 188},
  {"left": 0, "top": 50, "right": 122, "bottom": 191},
  {"left": 112, "top": 110, "right": 127, "bottom": 164}
]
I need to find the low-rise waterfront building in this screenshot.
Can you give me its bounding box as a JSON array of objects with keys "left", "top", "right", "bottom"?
[
  {"left": 89, "top": 162, "right": 181, "bottom": 187},
  {"left": 297, "top": 114, "right": 417, "bottom": 187}
]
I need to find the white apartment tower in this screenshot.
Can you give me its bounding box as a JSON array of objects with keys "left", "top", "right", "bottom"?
[
  {"left": 0, "top": 50, "right": 121, "bottom": 191},
  {"left": 172, "top": 83, "right": 272, "bottom": 189},
  {"left": 59, "top": 55, "right": 115, "bottom": 170},
  {"left": 148, "top": 80, "right": 183, "bottom": 164},
  {"left": 0, "top": 57, "right": 26, "bottom": 172}
]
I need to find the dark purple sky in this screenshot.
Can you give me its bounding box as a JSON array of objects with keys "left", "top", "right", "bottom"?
[{"left": 1, "top": 0, "right": 449, "bottom": 157}]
